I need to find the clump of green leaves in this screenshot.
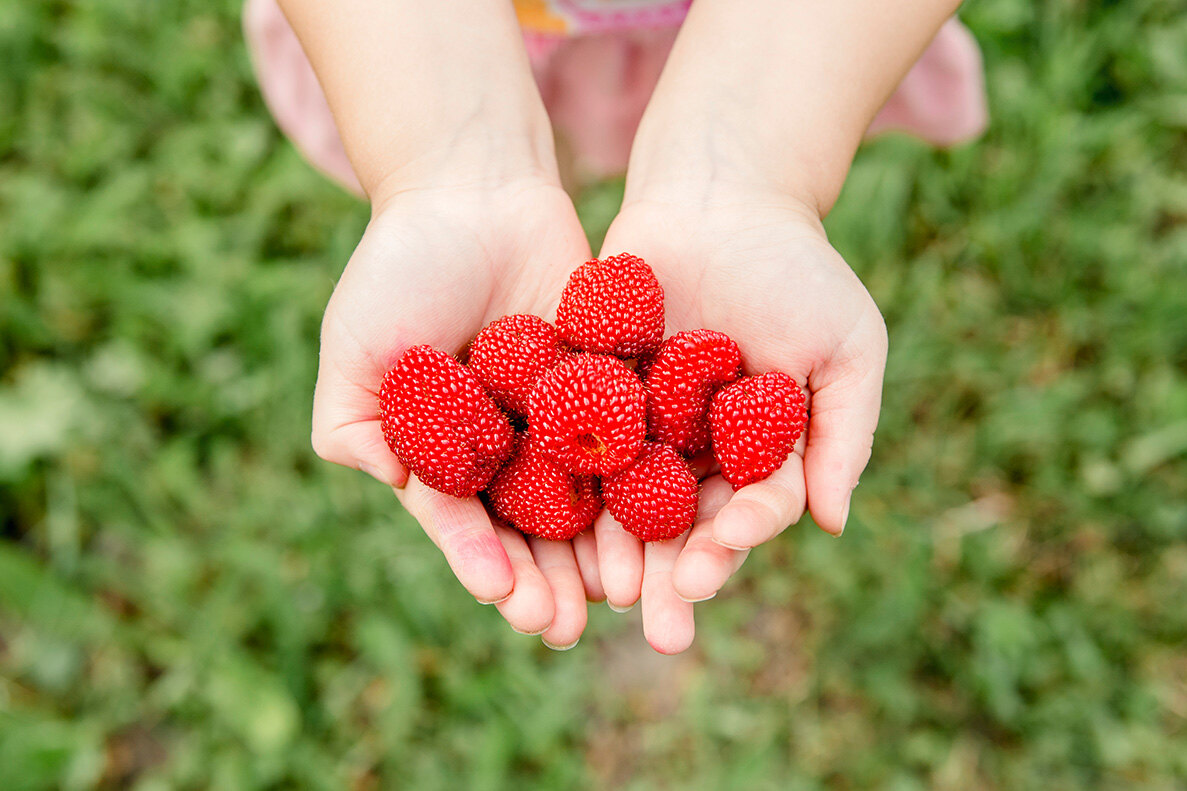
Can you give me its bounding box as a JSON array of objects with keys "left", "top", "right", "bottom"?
[{"left": 2, "top": 1, "right": 1186, "bottom": 789}]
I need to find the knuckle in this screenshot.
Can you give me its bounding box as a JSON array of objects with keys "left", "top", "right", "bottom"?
[
  {"left": 310, "top": 427, "right": 334, "bottom": 462},
  {"left": 310, "top": 424, "right": 350, "bottom": 467},
  {"left": 862, "top": 304, "right": 889, "bottom": 359},
  {"left": 444, "top": 522, "right": 497, "bottom": 559}
]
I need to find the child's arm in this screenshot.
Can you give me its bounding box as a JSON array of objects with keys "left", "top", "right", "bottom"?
[
  {"left": 277, "top": 0, "right": 555, "bottom": 202},
  {"left": 627, "top": 0, "right": 962, "bottom": 214},
  {"left": 601, "top": 0, "right": 961, "bottom": 653},
  {"left": 287, "top": 0, "right": 596, "bottom": 647}
]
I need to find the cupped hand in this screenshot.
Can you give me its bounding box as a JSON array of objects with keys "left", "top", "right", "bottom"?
[
  {"left": 311, "top": 179, "right": 605, "bottom": 649},
  {"left": 596, "top": 190, "right": 888, "bottom": 653}
]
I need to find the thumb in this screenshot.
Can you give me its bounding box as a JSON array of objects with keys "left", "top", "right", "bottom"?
[
  {"left": 310, "top": 329, "right": 409, "bottom": 488},
  {"left": 804, "top": 314, "right": 888, "bottom": 535}
]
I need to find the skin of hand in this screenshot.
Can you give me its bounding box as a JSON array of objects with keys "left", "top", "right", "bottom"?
[
  {"left": 285, "top": 0, "right": 611, "bottom": 649},
  {"left": 284, "top": 0, "right": 949, "bottom": 656},
  {"left": 596, "top": 189, "right": 888, "bottom": 654},
  {"left": 310, "top": 178, "right": 607, "bottom": 650},
  {"left": 589, "top": 0, "right": 954, "bottom": 654},
  {"left": 311, "top": 180, "right": 884, "bottom": 657}
]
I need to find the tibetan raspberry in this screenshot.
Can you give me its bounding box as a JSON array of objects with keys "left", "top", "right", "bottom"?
[
  {"left": 603, "top": 442, "right": 699, "bottom": 542},
  {"left": 645, "top": 329, "right": 743, "bottom": 455},
  {"left": 378, "top": 345, "right": 513, "bottom": 497},
  {"left": 709, "top": 372, "right": 808, "bottom": 489},
  {"left": 486, "top": 437, "right": 601, "bottom": 541},
  {"left": 529, "top": 353, "right": 647, "bottom": 476},
  {"left": 556, "top": 253, "right": 664, "bottom": 358},
  {"left": 468, "top": 314, "right": 562, "bottom": 414}
]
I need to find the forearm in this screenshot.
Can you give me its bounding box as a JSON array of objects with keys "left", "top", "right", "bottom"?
[
  {"left": 627, "top": 0, "right": 961, "bottom": 215},
  {"left": 278, "top": 0, "right": 556, "bottom": 202}
]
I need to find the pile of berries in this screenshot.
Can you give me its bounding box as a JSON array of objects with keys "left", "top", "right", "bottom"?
[{"left": 378, "top": 254, "right": 808, "bottom": 543}]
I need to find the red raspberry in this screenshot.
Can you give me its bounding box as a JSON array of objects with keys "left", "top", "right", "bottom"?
[
  {"left": 378, "top": 345, "right": 514, "bottom": 497},
  {"left": 468, "top": 314, "right": 562, "bottom": 414},
  {"left": 709, "top": 372, "right": 808, "bottom": 489},
  {"left": 556, "top": 253, "right": 665, "bottom": 358},
  {"left": 645, "top": 329, "right": 743, "bottom": 455},
  {"left": 603, "top": 442, "right": 698, "bottom": 542},
  {"left": 529, "top": 353, "right": 647, "bottom": 476},
  {"left": 486, "top": 437, "right": 601, "bottom": 541}
]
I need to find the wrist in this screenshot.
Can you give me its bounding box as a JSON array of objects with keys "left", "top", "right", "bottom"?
[
  {"left": 624, "top": 109, "right": 849, "bottom": 219},
  {"left": 620, "top": 0, "right": 953, "bottom": 217},
  {"left": 365, "top": 108, "right": 561, "bottom": 213},
  {"left": 623, "top": 119, "right": 831, "bottom": 226},
  {"left": 279, "top": 0, "right": 562, "bottom": 206}
]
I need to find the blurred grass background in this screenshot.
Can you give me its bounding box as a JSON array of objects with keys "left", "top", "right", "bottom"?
[{"left": 2, "top": 0, "right": 1186, "bottom": 788}]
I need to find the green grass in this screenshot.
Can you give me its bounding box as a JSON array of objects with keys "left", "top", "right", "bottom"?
[{"left": 3, "top": 0, "right": 1187, "bottom": 788}]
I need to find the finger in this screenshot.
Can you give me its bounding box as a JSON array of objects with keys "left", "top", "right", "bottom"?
[
  {"left": 804, "top": 315, "right": 888, "bottom": 535},
  {"left": 672, "top": 476, "right": 750, "bottom": 603},
  {"left": 572, "top": 531, "right": 606, "bottom": 602},
  {"left": 493, "top": 525, "right": 555, "bottom": 635},
  {"left": 594, "top": 510, "right": 644, "bottom": 611},
  {"left": 710, "top": 450, "right": 807, "bottom": 549},
  {"left": 641, "top": 534, "right": 695, "bottom": 655},
  {"left": 396, "top": 477, "right": 515, "bottom": 604},
  {"left": 530, "top": 539, "right": 588, "bottom": 650}
]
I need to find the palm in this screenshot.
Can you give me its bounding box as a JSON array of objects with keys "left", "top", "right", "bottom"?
[
  {"left": 312, "top": 181, "right": 599, "bottom": 647},
  {"left": 597, "top": 196, "right": 888, "bottom": 653},
  {"left": 328, "top": 187, "right": 577, "bottom": 352},
  {"left": 612, "top": 199, "right": 877, "bottom": 362}
]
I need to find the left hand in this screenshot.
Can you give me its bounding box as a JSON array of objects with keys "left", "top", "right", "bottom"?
[{"left": 595, "top": 187, "right": 889, "bottom": 653}]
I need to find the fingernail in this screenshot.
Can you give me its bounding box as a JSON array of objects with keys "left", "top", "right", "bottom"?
[
  {"left": 542, "top": 637, "right": 580, "bottom": 651},
  {"left": 607, "top": 601, "right": 636, "bottom": 613},
  {"left": 839, "top": 495, "right": 852, "bottom": 536},
  {"left": 477, "top": 590, "right": 514, "bottom": 606},
  {"left": 512, "top": 624, "right": 548, "bottom": 636},
  {"left": 676, "top": 591, "right": 717, "bottom": 604},
  {"left": 711, "top": 536, "right": 750, "bottom": 552},
  {"left": 358, "top": 462, "right": 391, "bottom": 486}
]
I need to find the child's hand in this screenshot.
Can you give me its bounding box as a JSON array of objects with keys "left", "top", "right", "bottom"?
[
  {"left": 311, "top": 179, "right": 600, "bottom": 649},
  {"left": 579, "top": 0, "right": 958, "bottom": 653},
  {"left": 596, "top": 190, "right": 888, "bottom": 653}
]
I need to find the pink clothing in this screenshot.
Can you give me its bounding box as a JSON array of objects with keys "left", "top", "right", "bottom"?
[
  {"left": 243, "top": 0, "right": 987, "bottom": 195},
  {"left": 514, "top": 0, "right": 692, "bottom": 37}
]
